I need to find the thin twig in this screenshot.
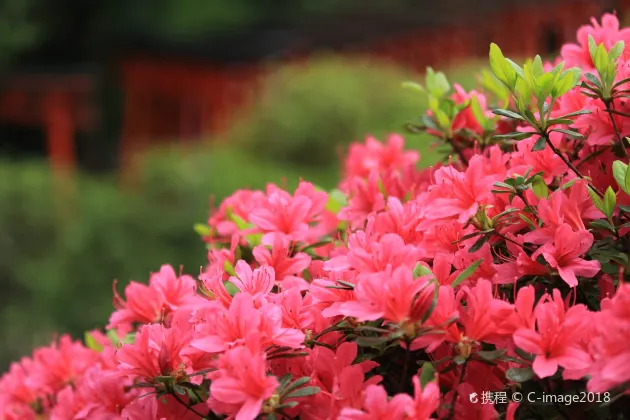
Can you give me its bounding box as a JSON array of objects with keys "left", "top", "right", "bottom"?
[
  {"left": 445, "top": 362, "right": 468, "bottom": 420},
  {"left": 493, "top": 231, "right": 537, "bottom": 253},
  {"left": 446, "top": 137, "right": 469, "bottom": 167},
  {"left": 576, "top": 146, "right": 609, "bottom": 169},
  {"left": 544, "top": 134, "right": 605, "bottom": 198},
  {"left": 604, "top": 101, "right": 630, "bottom": 161}
]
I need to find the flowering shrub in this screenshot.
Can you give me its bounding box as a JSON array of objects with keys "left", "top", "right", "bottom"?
[{"left": 4, "top": 12, "right": 630, "bottom": 420}]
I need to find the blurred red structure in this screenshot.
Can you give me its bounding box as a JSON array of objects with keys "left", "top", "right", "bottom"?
[{"left": 1, "top": 0, "right": 627, "bottom": 185}]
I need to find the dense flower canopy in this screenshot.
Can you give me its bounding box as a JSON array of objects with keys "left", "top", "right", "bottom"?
[{"left": 3, "top": 12, "right": 630, "bottom": 420}]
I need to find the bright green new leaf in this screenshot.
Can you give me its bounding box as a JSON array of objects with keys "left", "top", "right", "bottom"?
[
  {"left": 193, "top": 223, "right": 211, "bottom": 237},
  {"left": 469, "top": 95, "right": 486, "bottom": 127},
  {"left": 603, "top": 186, "right": 617, "bottom": 219},
  {"left": 85, "top": 331, "right": 104, "bottom": 352},
  {"left": 489, "top": 43, "right": 517, "bottom": 89},
  {"left": 413, "top": 262, "right": 433, "bottom": 279},
  {"left": 612, "top": 160, "right": 629, "bottom": 194},
  {"left": 452, "top": 259, "right": 483, "bottom": 288},
  {"left": 223, "top": 260, "right": 237, "bottom": 276},
  {"left": 326, "top": 189, "right": 348, "bottom": 213},
  {"left": 419, "top": 362, "right": 437, "bottom": 388},
  {"left": 588, "top": 186, "right": 605, "bottom": 214},
  {"left": 609, "top": 40, "right": 625, "bottom": 62},
  {"left": 532, "top": 55, "right": 544, "bottom": 77},
  {"left": 531, "top": 175, "right": 549, "bottom": 199},
  {"left": 401, "top": 81, "right": 425, "bottom": 94}
]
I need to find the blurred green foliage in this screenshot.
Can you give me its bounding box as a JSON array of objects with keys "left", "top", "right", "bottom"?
[
  {"left": 0, "top": 58, "right": 486, "bottom": 369},
  {"left": 0, "top": 146, "right": 338, "bottom": 368},
  {"left": 0, "top": 0, "right": 38, "bottom": 66},
  {"left": 228, "top": 56, "right": 425, "bottom": 166},
  {"left": 229, "top": 56, "right": 484, "bottom": 167}
]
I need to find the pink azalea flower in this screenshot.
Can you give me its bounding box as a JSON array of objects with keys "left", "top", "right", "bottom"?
[
  {"left": 210, "top": 338, "right": 279, "bottom": 420},
  {"left": 531, "top": 223, "right": 600, "bottom": 287},
  {"left": 514, "top": 290, "right": 592, "bottom": 378}
]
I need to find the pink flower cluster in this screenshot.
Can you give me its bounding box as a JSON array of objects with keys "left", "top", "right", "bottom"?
[{"left": 3, "top": 12, "right": 630, "bottom": 420}]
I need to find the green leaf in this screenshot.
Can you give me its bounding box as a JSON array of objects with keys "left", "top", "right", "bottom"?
[
  {"left": 549, "top": 128, "right": 584, "bottom": 139},
  {"left": 609, "top": 40, "right": 625, "bottom": 62},
  {"left": 531, "top": 136, "right": 547, "bottom": 151},
  {"left": 193, "top": 223, "right": 211, "bottom": 237},
  {"left": 603, "top": 186, "right": 617, "bottom": 219},
  {"left": 530, "top": 175, "right": 549, "bottom": 199},
  {"left": 506, "top": 367, "right": 536, "bottom": 383},
  {"left": 492, "top": 108, "right": 525, "bottom": 121},
  {"left": 489, "top": 43, "right": 517, "bottom": 89},
  {"left": 553, "top": 109, "right": 592, "bottom": 119},
  {"left": 421, "top": 283, "right": 440, "bottom": 324},
  {"left": 425, "top": 67, "right": 450, "bottom": 98},
  {"left": 355, "top": 336, "right": 389, "bottom": 347},
  {"left": 612, "top": 160, "right": 629, "bottom": 194},
  {"left": 413, "top": 262, "right": 433, "bottom": 278},
  {"left": 223, "top": 260, "right": 237, "bottom": 277},
  {"left": 584, "top": 72, "right": 603, "bottom": 90},
  {"left": 452, "top": 259, "right": 483, "bottom": 288},
  {"left": 560, "top": 178, "right": 579, "bottom": 190},
  {"left": 468, "top": 234, "right": 489, "bottom": 253},
  {"left": 590, "top": 219, "right": 616, "bottom": 233},
  {"left": 477, "top": 349, "right": 506, "bottom": 361},
  {"left": 285, "top": 386, "right": 321, "bottom": 399},
  {"left": 326, "top": 189, "right": 348, "bottom": 213},
  {"left": 588, "top": 186, "right": 605, "bottom": 214},
  {"left": 401, "top": 81, "right": 425, "bottom": 94},
  {"left": 469, "top": 95, "right": 486, "bottom": 126},
  {"left": 281, "top": 377, "right": 312, "bottom": 397},
  {"left": 84, "top": 331, "right": 104, "bottom": 352},
  {"left": 514, "top": 347, "right": 535, "bottom": 361},
  {"left": 419, "top": 362, "right": 436, "bottom": 387},
  {"left": 491, "top": 131, "right": 535, "bottom": 141}
]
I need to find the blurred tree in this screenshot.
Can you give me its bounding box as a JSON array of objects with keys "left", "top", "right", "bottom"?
[{"left": 0, "top": 0, "right": 38, "bottom": 67}]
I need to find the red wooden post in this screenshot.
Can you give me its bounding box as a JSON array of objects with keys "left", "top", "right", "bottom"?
[{"left": 43, "top": 90, "right": 75, "bottom": 209}]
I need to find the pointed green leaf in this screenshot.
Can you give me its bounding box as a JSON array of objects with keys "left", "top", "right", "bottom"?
[
  {"left": 549, "top": 128, "right": 584, "bottom": 139},
  {"left": 603, "top": 186, "right": 617, "bottom": 219},
  {"left": 84, "top": 331, "right": 104, "bottom": 352},
  {"left": 613, "top": 160, "right": 630, "bottom": 193},
  {"left": 413, "top": 262, "right": 433, "bottom": 279},
  {"left": 285, "top": 386, "right": 321, "bottom": 399},
  {"left": 530, "top": 175, "right": 549, "bottom": 199},
  {"left": 492, "top": 109, "right": 525, "bottom": 121},
  {"left": 531, "top": 136, "right": 547, "bottom": 151},
  {"left": 193, "top": 223, "right": 212, "bottom": 237},
  {"left": 491, "top": 131, "right": 535, "bottom": 141},
  {"left": 401, "top": 81, "right": 425, "bottom": 94},
  {"left": 506, "top": 367, "right": 536, "bottom": 383},
  {"left": 419, "top": 362, "right": 436, "bottom": 387},
  {"left": 588, "top": 186, "right": 605, "bottom": 214},
  {"left": 452, "top": 259, "right": 483, "bottom": 288}
]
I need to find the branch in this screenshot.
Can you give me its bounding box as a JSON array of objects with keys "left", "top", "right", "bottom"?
[
  {"left": 603, "top": 100, "right": 630, "bottom": 161},
  {"left": 544, "top": 134, "right": 605, "bottom": 198},
  {"left": 445, "top": 362, "right": 468, "bottom": 420}
]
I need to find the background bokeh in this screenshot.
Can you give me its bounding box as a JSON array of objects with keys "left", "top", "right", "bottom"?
[{"left": 0, "top": 0, "right": 621, "bottom": 368}]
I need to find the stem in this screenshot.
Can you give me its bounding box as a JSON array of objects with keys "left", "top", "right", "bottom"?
[
  {"left": 576, "top": 146, "right": 609, "bottom": 169},
  {"left": 446, "top": 137, "right": 469, "bottom": 167},
  {"left": 604, "top": 100, "right": 630, "bottom": 161},
  {"left": 493, "top": 231, "right": 537, "bottom": 253},
  {"left": 445, "top": 362, "right": 468, "bottom": 420},
  {"left": 544, "top": 134, "right": 605, "bottom": 198},
  {"left": 171, "top": 392, "right": 208, "bottom": 419}
]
